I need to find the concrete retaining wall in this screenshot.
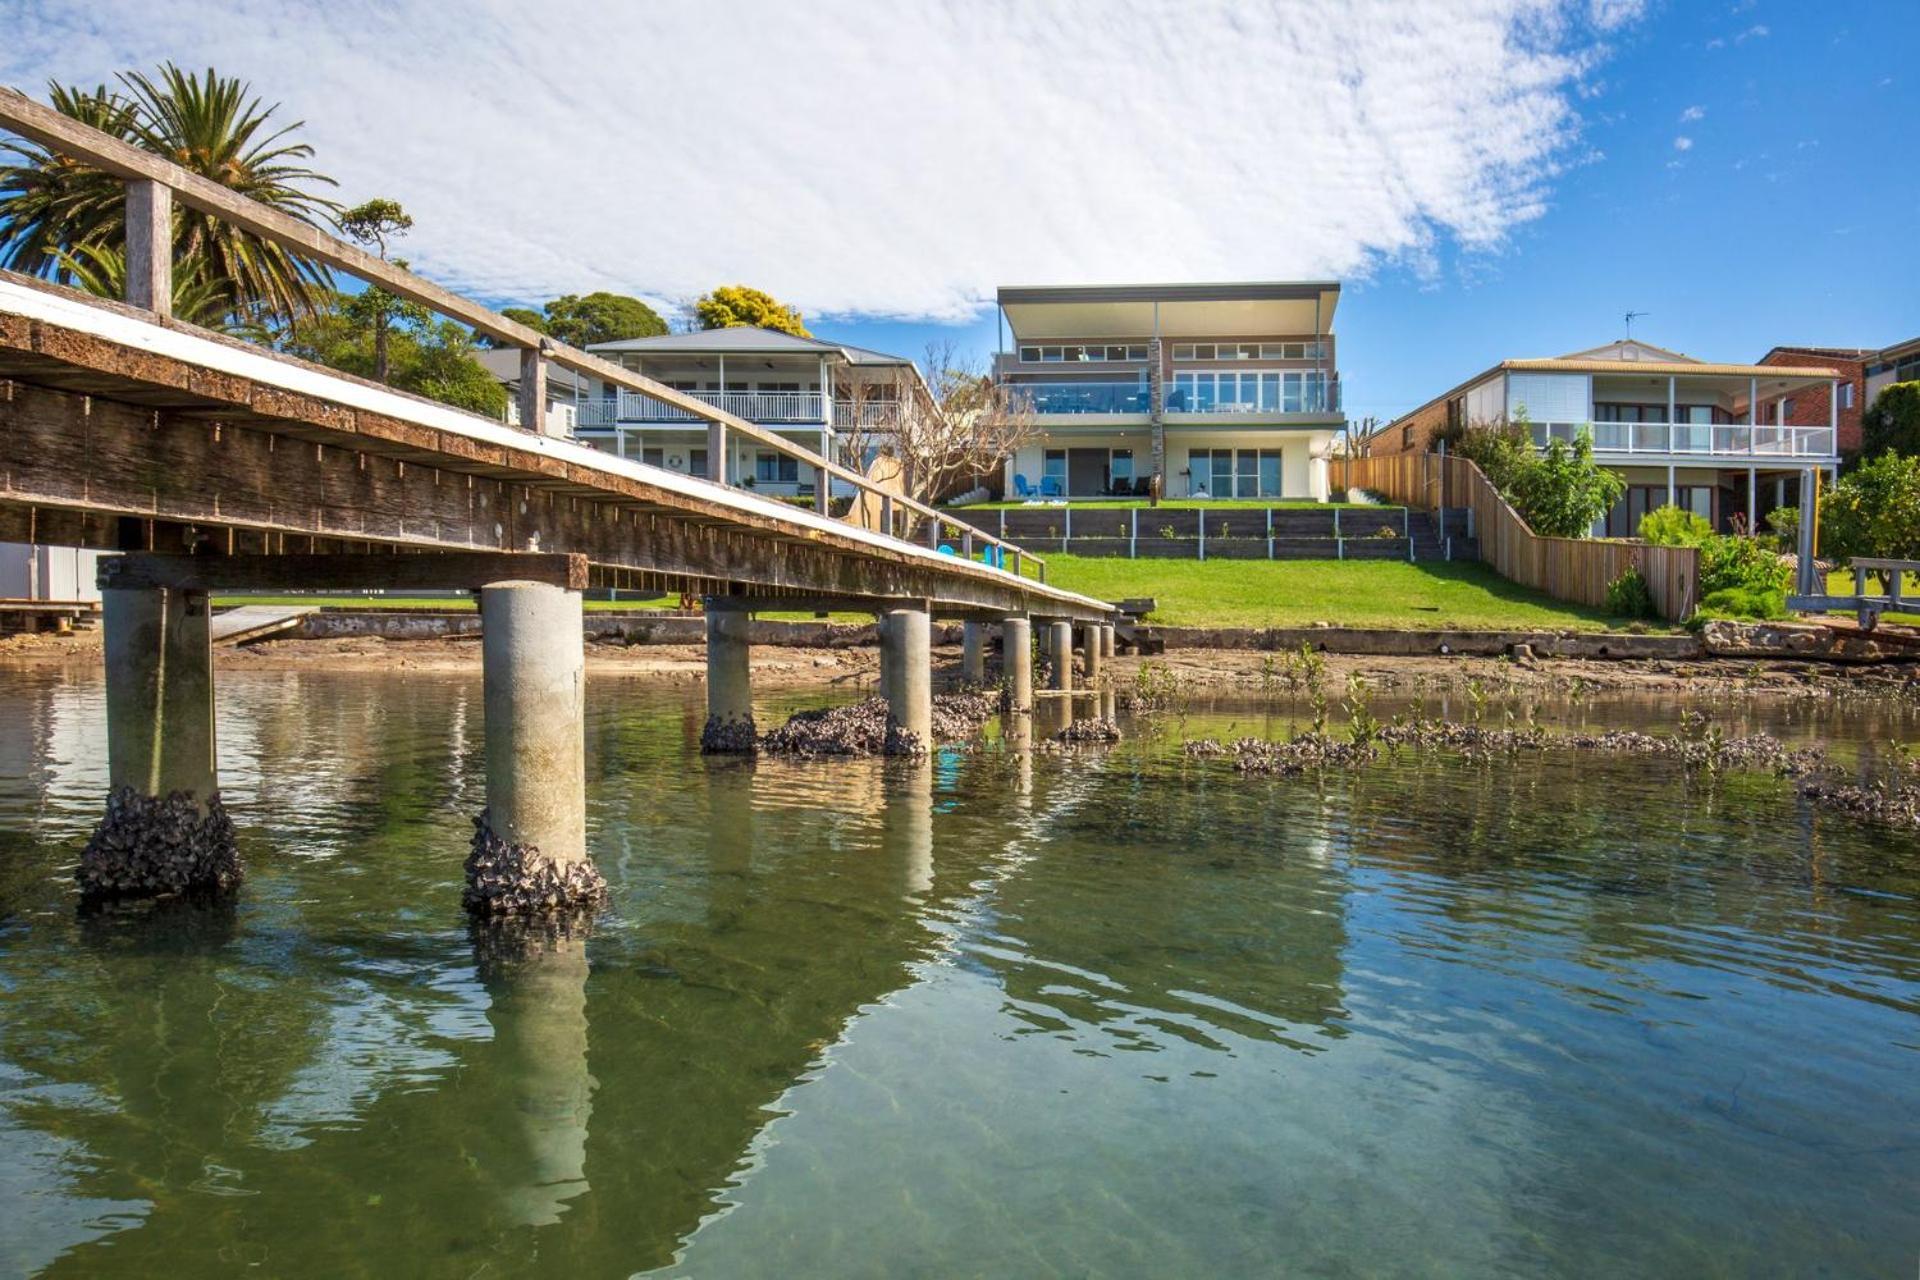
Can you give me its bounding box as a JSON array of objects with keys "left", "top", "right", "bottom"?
[{"left": 1155, "top": 626, "right": 1704, "bottom": 660}]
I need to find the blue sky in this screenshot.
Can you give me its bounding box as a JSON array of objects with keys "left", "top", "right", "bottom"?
[
  {"left": 4, "top": 0, "right": 1915, "bottom": 427},
  {"left": 813, "top": 1, "right": 1919, "bottom": 424}
]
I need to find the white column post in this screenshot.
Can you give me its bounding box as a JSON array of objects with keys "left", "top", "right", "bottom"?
[
  {"left": 1747, "top": 466, "right": 1757, "bottom": 537},
  {"left": 1666, "top": 463, "right": 1676, "bottom": 508}
]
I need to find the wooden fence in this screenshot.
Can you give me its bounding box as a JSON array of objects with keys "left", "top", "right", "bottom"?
[{"left": 1332, "top": 453, "right": 1699, "bottom": 622}]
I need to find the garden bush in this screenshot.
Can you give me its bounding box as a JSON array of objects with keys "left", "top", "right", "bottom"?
[
  {"left": 1605, "top": 566, "right": 1655, "bottom": 619},
  {"left": 1637, "top": 504, "right": 1712, "bottom": 547},
  {"left": 1693, "top": 587, "right": 1789, "bottom": 622},
  {"left": 1697, "top": 533, "right": 1792, "bottom": 597},
  {"left": 1441, "top": 416, "right": 1623, "bottom": 539}
]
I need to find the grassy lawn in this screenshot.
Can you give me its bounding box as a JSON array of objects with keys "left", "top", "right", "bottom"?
[
  {"left": 951, "top": 498, "right": 1371, "bottom": 511},
  {"left": 1823, "top": 568, "right": 1920, "bottom": 626},
  {"left": 1041, "top": 555, "right": 1640, "bottom": 631}
]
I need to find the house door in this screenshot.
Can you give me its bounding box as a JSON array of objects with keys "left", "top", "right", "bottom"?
[{"left": 1068, "top": 448, "right": 1108, "bottom": 496}]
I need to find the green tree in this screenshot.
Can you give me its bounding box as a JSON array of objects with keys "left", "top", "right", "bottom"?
[
  {"left": 284, "top": 292, "right": 506, "bottom": 417},
  {"left": 0, "top": 65, "right": 339, "bottom": 327},
  {"left": 693, "top": 284, "right": 809, "bottom": 337},
  {"left": 1504, "top": 430, "right": 1625, "bottom": 538},
  {"left": 337, "top": 198, "right": 417, "bottom": 381},
  {"left": 1860, "top": 382, "right": 1920, "bottom": 459},
  {"left": 499, "top": 306, "right": 550, "bottom": 335},
  {"left": 543, "top": 292, "right": 666, "bottom": 346},
  {"left": 1822, "top": 451, "right": 1920, "bottom": 567},
  {"left": 50, "top": 241, "right": 240, "bottom": 332}
]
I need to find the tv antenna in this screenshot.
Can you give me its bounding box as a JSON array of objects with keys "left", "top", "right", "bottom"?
[{"left": 1624, "top": 310, "right": 1650, "bottom": 339}]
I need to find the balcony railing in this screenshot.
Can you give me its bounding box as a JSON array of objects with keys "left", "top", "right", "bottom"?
[
  {"left": 1011, "top": 381, "right": 1152, "bottom": 415},
  {"left": 1530, "top": 421, "right": 1837, "bottom": 458},
  {"left": 578, "top": 388, "right": 826, "bottom": 428},
  {"left": 1164, "top": 380, "right": 1341, "bottom": 414}
]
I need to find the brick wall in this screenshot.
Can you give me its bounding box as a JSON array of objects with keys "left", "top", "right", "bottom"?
[
  {"left": 1367, "top": 397, "right": 1449, "bottom": 457},
  {"left": 1756, "top": 349, "right": 1866, "bottom": 453}
]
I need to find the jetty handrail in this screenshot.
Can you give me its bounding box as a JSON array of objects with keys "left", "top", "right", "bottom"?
[
  {"left": 1333, "top": 451, "right": 1699, "bottom": 622},
  {"left": 0, "top": 85, "right": 1046, "bottom": 585}
]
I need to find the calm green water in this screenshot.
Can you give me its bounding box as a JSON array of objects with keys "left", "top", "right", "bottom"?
[{"left": 0, "top": 668, "right": 1916, "bottom": 1278}]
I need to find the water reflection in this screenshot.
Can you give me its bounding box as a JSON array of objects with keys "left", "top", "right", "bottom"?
[{"left": 0, "top": 669, "right": 1914, "bottom": 1277}]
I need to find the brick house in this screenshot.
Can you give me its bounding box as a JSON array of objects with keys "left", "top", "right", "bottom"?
[{"left": 1755, "top": 346, "right": 1871, "bottom": 455}]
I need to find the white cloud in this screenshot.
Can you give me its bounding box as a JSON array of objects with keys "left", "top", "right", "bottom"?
[
  {"left": 1679, "top": 104, "right": 1706, "bottom": 122},
  {"left": 1706, "top": 37, "right": 1727, "bottom": 49},
  {"left": 1734, "top": 23, "right": 1770, "bottom": 42},
  {"left": 0, "top": 0, "right": 1645, "bottom": 322},
  {"left": 1673, "top": 135, "right": 1694, "bottom": 151}
]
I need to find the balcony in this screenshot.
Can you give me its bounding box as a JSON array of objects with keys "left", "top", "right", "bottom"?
[
  {"left": 1165, "top": 379, "right": 1340, "bottom": 415},
  {"left": 578, "top": 388, "right": 825, "bottom": 428},
  {"left": 1011, "top": 381, "right": 1151, "bottom": 415},
  {"left": 1530, "top": 421, "right": 1837, "bottom": 459}
]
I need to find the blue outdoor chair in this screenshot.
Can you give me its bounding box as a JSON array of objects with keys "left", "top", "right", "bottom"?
[
  {"left": 1012, "top": 474, "right": 1036, "bottom": 499},
  {"left": 1040, "top": 475, "right": 1064, "bottom": 498}
]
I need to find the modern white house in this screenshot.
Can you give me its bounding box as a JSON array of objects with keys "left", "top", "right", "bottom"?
[
  {"left": 1370, "top": 339, "right": 1848, "bottom": 535},
  {"left": 546, "top": 327, "right": 935, "bottom": 499},
  {"left": 993, "top": 282, "right": 1345, "bottom": 501}
]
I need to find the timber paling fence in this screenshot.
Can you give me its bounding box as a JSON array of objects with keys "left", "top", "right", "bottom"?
[{"left": 1333, "top": 454, "right": 1699, "bottom": 622}]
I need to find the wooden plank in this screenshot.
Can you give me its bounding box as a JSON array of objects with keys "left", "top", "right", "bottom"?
[
  {"left": 101, "top": 551, "right": 589, "bottom": 593},
  {"left": 124, "top": 180, "right": 171, "bottom": 316}
]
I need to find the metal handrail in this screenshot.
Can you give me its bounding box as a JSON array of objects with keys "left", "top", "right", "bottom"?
[
  {"left": 1528, "top": 420, "right": 1837, "bottom": 458},
  {"left": 0, "top": 84, "right": 1047, "bottom": 586}
]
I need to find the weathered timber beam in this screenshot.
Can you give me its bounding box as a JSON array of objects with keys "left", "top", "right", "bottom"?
[
  {"left": 100, "top": 552, "right": 589, "bottom": 593},
  {"left": 0, "top": 380, "right": 1109, "bottom": 621}
]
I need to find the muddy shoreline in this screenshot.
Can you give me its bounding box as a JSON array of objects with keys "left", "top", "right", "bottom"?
[{"left": 2, "top": 629, "right": 1914, "bottom": 699}]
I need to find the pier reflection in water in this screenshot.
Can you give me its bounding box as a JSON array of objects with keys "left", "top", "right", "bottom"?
[{"left": 0, "top": 668, "right": 1915, "bottom": 1278}]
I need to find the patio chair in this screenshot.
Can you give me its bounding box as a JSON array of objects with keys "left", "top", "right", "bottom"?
[
  {"left": 1131, "top": 476, "right": 1152, "bottom": 497},
  {"left": 1040, "top": 475, "right": 1065, "bottom": 498},
  {"left": 1012, "top": 474, "right": 1036, "bottom": 499}
]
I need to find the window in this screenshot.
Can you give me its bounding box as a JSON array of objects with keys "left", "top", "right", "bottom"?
[
  {"left": 1019, "top": 346, "right": 1041, "bottom": 362},
  {"left": 1782, "top": 397, "right": 1797, "bottom": 418},
  {"left": 1043, "top": 449, "right": 1067, "bottom": 488},
  {"left": 641, "top": 446, "right": 664, "bottom": 467},
  {"left": 688, "top": 448, "right": 709, "bottom": 479},
  {"left": 1040, "top": 346, "right": 1063, "bottom": 362},
  {"left": 755, "top": 451, "right": 798, "bottom": 484},
  {"left": 1402, "top": 425, "right": 1413, "bottom": 450},
  {"left": 1111, "top": 449, "right": 1134, "bottom": 484},
  {"left": 1211, "top": 450, "right": 1235, "bottom": 497},
  {"left": 1194, "top": 344, "right": 1216, "bottom": 359},
  {"left": 1236, "top": 449, "right": 1258, "bottom": 494},
  {"left": 1128, "top": 345, "right": 1149, "bottom": 360},
  {"left": 1258, "top": 450, "right": 1283, "bottom": 497},
  {"left": 1840, "top": 383, "right": 1855, "bottom": 409}
]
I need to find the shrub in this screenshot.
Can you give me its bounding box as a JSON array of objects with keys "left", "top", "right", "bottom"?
[
  {"left": 1697, "top": 534, "right": 1793, "bottom": 597},
  {"left": 1765, "top": 505, "right": 1799, "bottom": 549},
  {"left": 1637, "top": 503, "right": 1713, "bottom": 547},
  {"left": 1605, "top": 566, "right": 1656, "bottom": 619},
  {"left": 1448, "top": 415, "right": 1623, "bottom": 538},
  {"left": 1860, "top": 381, "right": 1920, "bottom": 459},
  {"left": 1822, "top": 451, "right": 1920, "bottom": 567},
  {"left": 1694, "top": 586, "right": 1789, "bottom": 621}
]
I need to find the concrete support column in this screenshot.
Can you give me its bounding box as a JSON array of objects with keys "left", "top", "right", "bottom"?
[
  {"left": 961, "top": 620, "right": 987, "bottom": 686},
  {"left": 1082, "top": 623, "right": 1103, "bottom": 686},
  {"left": 1002, "top": 616, "right": 1033, "bottom": 713},
  {"left": 1100, "top": 623, "right": 1116, "bottom": 660},
  {"left": 466, "top": 581, "right": 605, "bottom": 918},
  {"left": 879, "top": 605, "right": 932, "bottom": 754},
  {"left": 1048, "top": 620, "right": 1074, "bottom": 692},
  {"left": 701, "top": 610, "right": 756, "bottom": 752},
  {"left": 80, "top": 585, "right": 238, "bottom": 897}
]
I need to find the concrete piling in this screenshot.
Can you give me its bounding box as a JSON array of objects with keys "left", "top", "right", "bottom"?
[
  {"left": 79, "top": 586, "right": 239, "bottom": 898},
  {"left": 465, "top": 581, "right": 605, "bottom": 918},
  {"left": 1083, "top": 623, "right": 1103, "bottom": 687},
  {"left": 701, "top": 610, "right": 756, "bottom": 752},
  {"left": 1049, "top": 620, "right": 1074, "bottom": 692},
  {"left": 1002, "top": 616, "right": 1033, "bottom": 713},
  {"left": 1100, "top": 623, "right": 1116, "bottom": 660},
  {"left": 879, "top": 605, "right": 932, "bottom": 753},
  {"left": 961, "top": 620, "right": 987, "bottom": 686}
]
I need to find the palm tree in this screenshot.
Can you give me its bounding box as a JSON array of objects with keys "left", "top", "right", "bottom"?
[
  {"left": 0, "top": 64, "right": 339, "bottom": 328},
  {"left": 51, "top": 243, "right": 246, "bottom": 334}
]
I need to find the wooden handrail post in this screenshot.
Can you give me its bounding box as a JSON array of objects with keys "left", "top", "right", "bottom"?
[
  {"left": 880, "top": 493, "right": 893, "bottom": 537},
  {"left": 124, "top": 178, "right": 171, "bottom": 317},
  {"left": 518, "top": 345, "right": 547, "bottom": 436},
  {"left": 708, "top": 419, "right": 727, "bottom": 486}
]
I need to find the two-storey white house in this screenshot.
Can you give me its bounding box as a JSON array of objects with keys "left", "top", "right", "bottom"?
[
  {"left": 993, "top": 282, "right": 1345, "bottom": 501},
  {"left": 534, "top": 327, "right": 935, "bottom": 498},
  {"left": 1370, "top": 339, "right": 1847, "bottom": 535}
]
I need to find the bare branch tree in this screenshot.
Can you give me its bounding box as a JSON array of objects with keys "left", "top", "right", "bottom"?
[{"left": 837, "top": 339, "right": 1037, "bottom": 513}]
